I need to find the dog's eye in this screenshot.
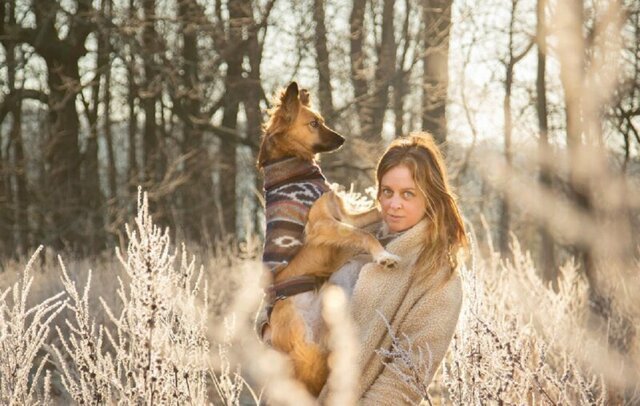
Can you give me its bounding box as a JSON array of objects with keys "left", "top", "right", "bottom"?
[{"left": 309, "top": 120, "right": 320, "bottom": 129}]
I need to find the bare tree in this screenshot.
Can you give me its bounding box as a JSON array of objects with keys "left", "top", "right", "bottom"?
[
  {"left": 174, "top": 0, "right": 212, "bottom": 242},
  {"left": 348, "top": 0, "right": 396, "bottom": 142},
  {"left": 80, "top": 0, "right": 113, "bottom": 254},
  {"left": 0, "top": 122, "right": 13, "bottom": 258},
  {"left": 1, "top": 0, "right": 97, "bottom": 251},
  {"left": 100, "top": 0, "right": 117, "bottom": 231},
  {"left": 0, "top": 0, "right": 18, "bottom": 257},
  {"left": 126, "top": 0, "right": 139, "bottom": 200},
  {"left": 498, "top": 0, "right": 534, "bottom": 255},
  {"left": 313, "top": 0, "right": 335, "bottom": 121},
  {"left": 556, "top": 0, "right": 602, "bottom": 297},
  {"left": 421, "top": 0, "right": 452, "bottom": 144},
  {"left": 536, "top": 0, "right": 556, "bottom": 283},
  {"left": 393, "top": 0, "right": 416, "bottom": 138},
  {"left": 367, "top": 0, "right": 396, "bottom": 141},
  {"left": 555, "top": 3, "right": 638, "bottom": 377},
  {"left": 243, "top": 1, "right": 274, "bottom": 146},
  {"left": 244, "top": 1, "right": 275, "bottom": 237},
  {"left": 349, "top": 0, "right": 369, "bottom": 138},
  {"left": 141, "top": 0, "right": 162, "bottom": 186},
  {"left": 610, "top": 3, "right": 640, "bottom": 172},
  {"left": 217, "top": 1, "right": 248, "bottom": 238}
]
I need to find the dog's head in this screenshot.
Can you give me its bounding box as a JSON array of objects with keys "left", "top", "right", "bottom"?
[{"left": 258, "top": 82, "right": 345, "bottom": 168}]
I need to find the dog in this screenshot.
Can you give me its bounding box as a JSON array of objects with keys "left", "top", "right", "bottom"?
[{"left": 257, "top": 82, "right": 400, "bottom": 396}]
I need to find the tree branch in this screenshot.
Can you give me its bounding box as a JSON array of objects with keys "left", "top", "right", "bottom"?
[
  {"left": 513, "top": 38, "right": 535, "bottom": 65},
  {"left": 626, "top": 115, "right": 640, "bottom": 145},
  {"left": 0, "top": 89, "right": 49, "bottom": 124}
]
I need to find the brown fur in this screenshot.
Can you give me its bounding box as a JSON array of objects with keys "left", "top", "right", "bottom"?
[{"left": 258, "top": 82, "right": 400, "bottom": 396}]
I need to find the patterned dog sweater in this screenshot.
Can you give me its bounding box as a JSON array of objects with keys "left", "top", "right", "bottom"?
[{"left": 262, "top": 157, "right": 331, "bottom": 274}]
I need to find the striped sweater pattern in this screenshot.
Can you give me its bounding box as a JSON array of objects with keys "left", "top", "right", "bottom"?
[{"left": 262, "top": 157, "right": 331, "bottom": 274}]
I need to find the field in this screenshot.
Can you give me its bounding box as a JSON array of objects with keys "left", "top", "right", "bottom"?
[{"left": 1, "top": 191, "right": 638, "bottom": 405}]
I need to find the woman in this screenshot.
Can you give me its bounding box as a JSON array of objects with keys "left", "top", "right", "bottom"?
[
  {"left": 320, "top": 132, "right": 467, "bottom": 404},
  {"left": 259, "top": 132, "right": 467, "bottom": 403}
]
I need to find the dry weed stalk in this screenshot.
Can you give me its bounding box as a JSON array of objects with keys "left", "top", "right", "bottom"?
[
  {"left": 210, "top": 315, "right": 263, "bottom": 405},
  {"left": 0, "top": 246, "right": 64, "bottom": 405},
  {"left": 439, "top": 231, "right": 628, "bottom": 405},
  {"left": 51, "top": 262, "right": 115, "bottom": 404},
  {"left": 51, "top": 189, "right": 210, "bottom": 404},
  {"left": 322, "top": 286, "right": 358, "bottom": 406},
  {"left": 377, "top": 311, "right": 435, "bottom": 405}
]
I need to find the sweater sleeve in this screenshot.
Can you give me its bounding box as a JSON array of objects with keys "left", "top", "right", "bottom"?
[{"left": 361, "top": 274, "right": 462, "bottom": 405}]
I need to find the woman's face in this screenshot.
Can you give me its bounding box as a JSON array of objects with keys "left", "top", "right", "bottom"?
[{"left": 379, "top": 164, "right": 427, "bottom": 233}]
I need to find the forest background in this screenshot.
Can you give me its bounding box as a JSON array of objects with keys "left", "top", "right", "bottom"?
[{"left": 1, "top": 0, "right": 640, "bottom": 404}]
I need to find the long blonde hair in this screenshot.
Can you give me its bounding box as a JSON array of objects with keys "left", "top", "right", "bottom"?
[{"left": 376, "top": 133, "right": 468, "bottom": 279}]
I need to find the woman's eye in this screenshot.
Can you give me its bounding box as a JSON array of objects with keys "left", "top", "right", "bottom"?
[
  {"left": 309, "top": 120, "right": 319, "bottom": 128},
  {"left": 403, "top": 191, "right": 415, "bottom": 199},
  {"left": 382, "top": 189, "right": 393, "bottom": 197}
]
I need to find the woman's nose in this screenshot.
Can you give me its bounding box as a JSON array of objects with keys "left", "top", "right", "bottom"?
[{"left": 389, "top": 198, "right": 402, "bottom": 210}]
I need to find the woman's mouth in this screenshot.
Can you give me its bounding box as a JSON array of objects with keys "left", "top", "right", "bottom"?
[{"left": 387, "top": 214, "right": 403, "bottom": 221}]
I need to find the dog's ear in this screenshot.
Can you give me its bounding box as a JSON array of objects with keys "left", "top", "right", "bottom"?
[
  {"left": 281, "top": 82, "right": 300, "bottom": 123},
  {"left": 299, "top": 89, "right": 310, "bottom": 106},
  {"left": 282, "top": 82, "right": 299, "bottom": 105}
]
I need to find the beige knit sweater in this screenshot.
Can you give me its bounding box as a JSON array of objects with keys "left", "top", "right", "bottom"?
[{"left": 321, "top": 218, "right": 463, "bottom": 405}]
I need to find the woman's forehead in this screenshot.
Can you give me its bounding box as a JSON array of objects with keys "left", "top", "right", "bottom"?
[{"left": 380, "top": 165, "right": 416, "bottom": 187}]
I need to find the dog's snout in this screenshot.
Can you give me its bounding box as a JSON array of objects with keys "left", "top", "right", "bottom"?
[
  {"left": 315, "top": 130, "right": 345, "bottom": 153},
  {"left": 330, "top": 132, "right": 345, "bottom": 149}
]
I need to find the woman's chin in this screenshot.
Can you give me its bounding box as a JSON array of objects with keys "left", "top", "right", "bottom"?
[{"left": 386, "top": 220, "right": 406, "bottom": 233}]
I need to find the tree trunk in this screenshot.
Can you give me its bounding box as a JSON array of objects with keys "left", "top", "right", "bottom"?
[
  {"left": 421, "top": 0, "right": 452, "bottom": 144},
  {"left": 313, "top": 0, "right": 335, "bottom": 121},
  {"left": 178, "top": 0, "right": 211, "bottom": 242},
  {"left": 366, "top": 0, "right": 396, "bottom": 142},
  {"left": 557, "top": 0, "right": 597, "bottom": 285},
  {"left": 349, "top": 0, "right": 368, "bottom": 136},
  {"left": 244, "top": 32, "right": 264, "bottom": 151},
  {"left": 393, "top": 0, "right": 413, "bottom": 139},
  {"left": 103, "top": 37, "right": 118, "bottom": 242},
  {"left": 499, "top": 1, "right": 516, "bottom": 256},
  {"left": 349, "top": 0, "right": 395, "bottom": 141},
  {"left": 1, "top": 1, "right": 18, "bottom": 257},
  {"left": 217, "top": 0, "right": 247, "bottom": 238},
  {"left": 26, "top": 0, "right": 93, "bottom": 252},
  {"left": 536, "top": 0, "right": 556, "bottom": 284},
  {"left": 140, "top": 0, "right": 172, "bottom": 229},
  {"left": 498, "top": 63, "right": 513, "bottom": 255},
  {"left": 393, "top": 73, "right": 406, "bottom": 138},
  {"left": 102, "top": 0, "right": 117, "bottom": 207},
  {"left": 246, "top": 0, "right": 275, "bottom": 239},
  {"left": 13, "top": 99, "right": 28, "bottom": 256},
  {"left": 44, "top": 59, "right": 83, "bottom": 250},
  {"left": 556, "top": 6, "right": 630, "bottom": 364},
  {"left": 127, "top": 0, "right": 138, "bottom": 197},
  {"left": 141, "top": 0, "right": 160, "bottom": 186},
  {"left": 0, "top": 129, "right": 13, "bottom": 259},
  {"left": 83, "top": 2, "right": 109, "bottom": 254},
  {"left": 499, "top": 0, "right": 533, "bottom": 256}
]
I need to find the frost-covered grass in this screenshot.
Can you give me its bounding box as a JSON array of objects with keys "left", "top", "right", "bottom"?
[{"left": 1, "top": 190, "right": 639, "bottom": 405}]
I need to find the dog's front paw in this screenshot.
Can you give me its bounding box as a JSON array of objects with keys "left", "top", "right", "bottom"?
[{"left": 375, "top": 251, "right": 400, "bottom": 270}]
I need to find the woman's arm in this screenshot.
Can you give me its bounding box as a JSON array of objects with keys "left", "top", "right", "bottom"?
[{"left": 361, "top": 273, "right": 462, "bottom": 405}]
